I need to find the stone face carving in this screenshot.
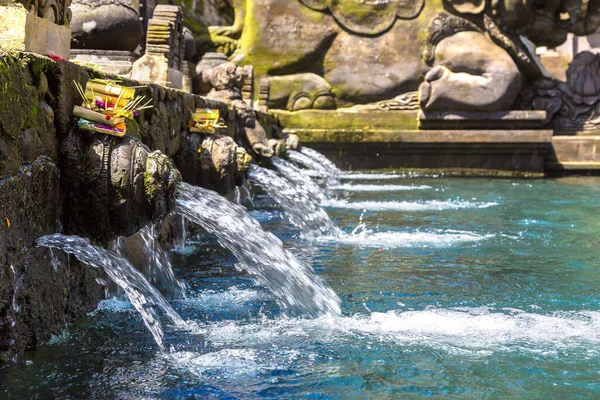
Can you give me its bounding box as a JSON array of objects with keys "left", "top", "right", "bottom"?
[
  {"left": 200, "top": 61, "right": 273, "bottom": 157},
  {"left": 517, "top": 51, "right": 600, "bottom": 132},
  {"left": 177, "top": 133, "right": 250, "bottom": 195},
  {"left": 61, "top": 129, "right": 180, "bottom": 241},
  {"left": 209, "top": 0, "right": 600, "bottom": 112},
  {"left": 70, "top": 0, "right": 142, "bottom": 51}
]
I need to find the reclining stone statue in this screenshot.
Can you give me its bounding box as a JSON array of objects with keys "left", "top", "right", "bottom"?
[{"left": 208, "top": 0, "right": 600, "bottom": 112}]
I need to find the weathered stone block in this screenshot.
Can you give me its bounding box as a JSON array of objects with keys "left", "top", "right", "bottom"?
[{"left": 0, "top": 5, "right": 70, "bottom": 59}]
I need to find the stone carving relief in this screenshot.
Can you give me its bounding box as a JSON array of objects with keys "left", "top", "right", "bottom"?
[
  {"left": 17, "top": 0, "right": 72, "bottom": 25},
  {"left": 205, "top": 0, "right": 600, "bottom": 113},
  {"left": 298, "top": 0, "right": 425, "bottom": 35},
  {"left": 70, "top": 0, "right": 142, "bottom": 51},
  {"left": 517, "top": 51, "right": 600, "bottom": 131}
]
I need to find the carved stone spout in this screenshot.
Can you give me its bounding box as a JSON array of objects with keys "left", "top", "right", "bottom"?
[{"left": 61, "top": 129, "right": 180, "bottom": 243}]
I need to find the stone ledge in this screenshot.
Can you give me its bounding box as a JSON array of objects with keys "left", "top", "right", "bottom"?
[
  {"left": 273, "top": 109, "right": 419, "bottom": 131},
  {"left": 284, "top": 129, "right": 553, "bottom": 144},
  {"left": 545, "top": 161, "right": 600, "bottom": 170},
  {"left": 419, "top": 110, "right": 547, "bottom": 130}
]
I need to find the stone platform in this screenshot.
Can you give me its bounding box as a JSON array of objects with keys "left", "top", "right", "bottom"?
[
  {"left": 274, "top": 109, "right": 553, "bottom": 173},
  {"left": 284, "top": 128, "right": 553, "bottom": 173}
]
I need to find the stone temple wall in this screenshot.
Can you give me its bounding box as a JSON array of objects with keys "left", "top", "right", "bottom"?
[{"left": 0, "top": 52, "right": 269, "bottom": 362}]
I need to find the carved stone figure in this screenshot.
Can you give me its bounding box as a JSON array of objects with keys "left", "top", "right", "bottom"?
[
  {"left": 209, "top": 0, "right": 600, "bottom": 112},
  {"left": 61, "top": 129, "right": 180, "bottom": 241},
  {"left": 177, "top": 133, "right": 252, "bottom": 195},
  {"left": 200, "top": 61, "right": 274, "bottom": 157},
  {"left": 517, "top": 51, "right": 600, "bottom": 132}
]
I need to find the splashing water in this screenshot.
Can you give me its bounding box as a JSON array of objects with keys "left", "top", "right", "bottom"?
[
  {"left": 37, "top": 234, "right": 187, "bottom": 350},
  {"left": 272, "top": 156, "right": 326, "bottom": 201},
  {"left": 175, "top": 182, "right": 341, "bottom": 317},
  {"left": 299, "top": 147, "right": 341, "bottom": 175},
  {"left": 114, "top": 225, "right": 187, "bottom": 299},
  {"left": 248, "top": 164, "right": 342, "bottom": 236}
]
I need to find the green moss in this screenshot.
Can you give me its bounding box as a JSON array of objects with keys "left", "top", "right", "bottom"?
[
  {"left": 272, "top": 109, "right": 419, "bottom": 131},
  {"left": 125, "top": 117, "right": 140, "bottom": 139},
  {"left": 0, "top": 54, "right": 43, "bottom": 140},
  {"left": 111, "top": 178, "right": 127, "bottom": 202},
  {"left": 143, "top": 172, "right": 157, "bottom": 201}
]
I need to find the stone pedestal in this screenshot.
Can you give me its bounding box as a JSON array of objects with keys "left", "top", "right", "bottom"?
[
  {"left": 131, "top": 54, "right": 183, "bottom": 88},
  {"left": 70, "top": 50, "right": 137, "bottom": 76},
  {"left": 131, "top": 5, "right": 184, "bottom": 89},
  {"left": 0, "top": 6, "right": 71, "bottom": 59}
]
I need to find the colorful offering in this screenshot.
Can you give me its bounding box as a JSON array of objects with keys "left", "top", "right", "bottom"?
[
  {"left": 72, "top": 79, "right": 151, "bottom": 137},
  {"left": 189, "top": 108, "right": 227, "bottom": 134}
]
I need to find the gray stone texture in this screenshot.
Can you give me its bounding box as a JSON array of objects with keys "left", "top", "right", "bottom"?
[{"left": 70, "top": 0, "right": 143, "bottom": 51}]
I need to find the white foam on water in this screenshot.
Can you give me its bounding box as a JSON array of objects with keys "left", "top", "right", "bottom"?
[
  {"left": 316, "top": 229, "right": 494, "bottom": 248},
  {"left": 330, "top": 183, "right": 432, "bottom": 192},
  {"left": 198, "top": 308, "right": 600, "bottom": 353},
  {"left": 91, "top": 297, "right": 135, "bottom": 313},
  {"left": 322, "top": 198, "right": 499, "bottom": 211}
]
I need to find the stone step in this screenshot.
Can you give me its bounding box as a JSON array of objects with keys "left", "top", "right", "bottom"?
[{"left": 546, "top": 135, "right": 600, "bottom": 170}]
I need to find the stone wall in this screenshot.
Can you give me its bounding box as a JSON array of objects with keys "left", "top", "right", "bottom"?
[
  {"left": 0, "top": 53, "right": 105, "bottom": 362},
  {"left": 0, "top": 51, "right": 264, "bottom": 362}
]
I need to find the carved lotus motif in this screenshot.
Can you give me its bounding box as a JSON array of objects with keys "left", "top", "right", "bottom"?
[{"left": 299, "top": 0, "right": 425, "bottom": 35}]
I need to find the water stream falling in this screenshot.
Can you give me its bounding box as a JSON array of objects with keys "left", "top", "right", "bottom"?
[
  {"left": 114, "top": 225, "right": 187, "bottom": 299},
  {"left": 175, "top": 182, "right": 341, "bottom": 317},
  {"left": 271, "top": 156, "right": 326, "bottom": 201},
  {"left": 299, "top": 147, "right": 341, "bottom": 175},
  {"left": 37, "top": 234, "right": 187, "bottom": 350},
  {"left": 288, "top": 150, "right": 334, "bottom": 177},
  {"left": 248, "top": 164, "right": 342, "bottom": 236}
]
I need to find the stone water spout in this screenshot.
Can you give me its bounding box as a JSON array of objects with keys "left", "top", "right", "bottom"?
[{"left": 60, "top": 129, "right": 181, "bottom": 243}]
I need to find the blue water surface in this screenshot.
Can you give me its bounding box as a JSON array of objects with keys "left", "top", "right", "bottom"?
[{"left": 2, "top": 176, "right": 600, "bottom": 398}]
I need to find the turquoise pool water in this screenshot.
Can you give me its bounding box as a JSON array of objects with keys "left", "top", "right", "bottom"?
[{"left": 3, "top": 176, "right": 600, "bottom": 398}]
